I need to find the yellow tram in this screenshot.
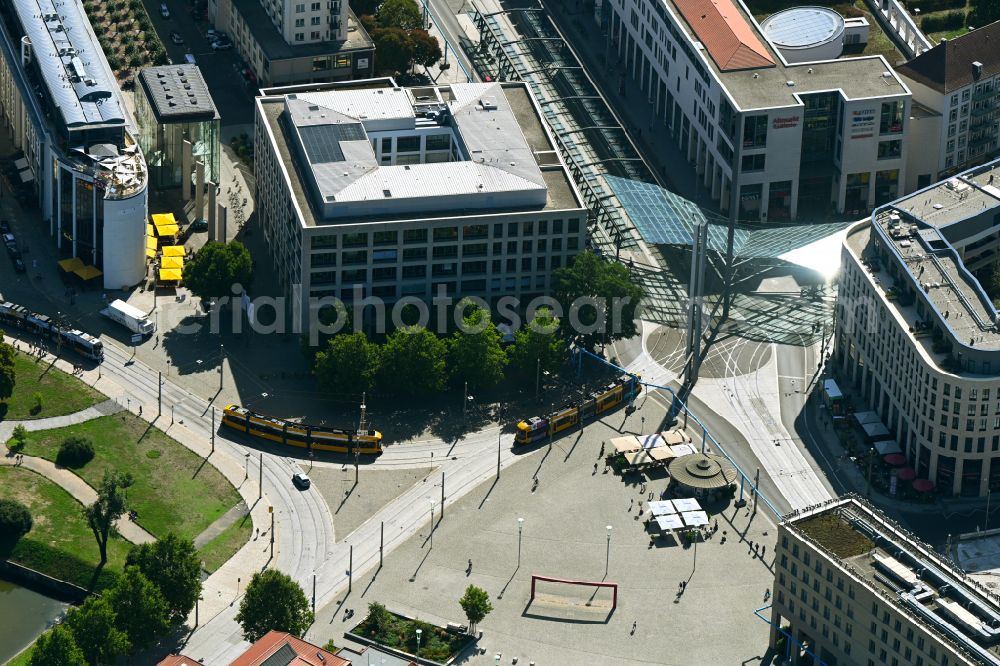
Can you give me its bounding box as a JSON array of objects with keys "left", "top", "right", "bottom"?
[
  {"left": 515, "top": 374, "right": 641, "bottom": 445},
  {"left": 221, "top": 404, "right": 383, "bottom": 454}
]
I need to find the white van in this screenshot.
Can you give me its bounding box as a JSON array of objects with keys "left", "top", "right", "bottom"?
[{"left": 101, "top": 300, "right": 155, "bottom": 336}]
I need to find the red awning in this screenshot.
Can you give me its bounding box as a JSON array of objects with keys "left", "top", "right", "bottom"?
[
  {"left": 883, "top": 453, "right": 907, "bottom": 466},
  {"left": 912, "top": 479, "right": 935, "bottom": 492},
  {"left": 896, "top": 467, "right": 916, "bottom": 481}
]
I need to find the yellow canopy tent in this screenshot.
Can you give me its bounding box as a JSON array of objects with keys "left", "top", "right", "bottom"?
[
  {"left": 155, "top": 224, "right": 180, "bottom": 237},
  {"left": 146, "top": 236, "right": 158, "bottom": 250},
  {"left": 161, "top": 245, "right": 186, "bottom": 257},
  {"left": 57, "top": 257, "right": 85, "bottom": 273},
  {"left": 146, "top": 224, "right": 154, "bottom": 237},
  {"left": 159, "top": 268, "right": 183, "bottom": 281},
  {"left": 151, "top": 213, "right": 177, "bottom": 226},
  {"left": 161, "top": 256, "right": 184, "bottom": 269},
  {"left": 146, "top": 247, "right": 156, "bottom": 258},
  {"left": 73, "top": 265, "right": 103, "bottom": 281}
]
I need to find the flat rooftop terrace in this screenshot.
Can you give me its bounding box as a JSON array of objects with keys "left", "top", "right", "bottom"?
[
  {"left": 259, "top": 80, "right": 583, "bottom": 228},
  {"left": 893, "top": 162, "right": 1000, "bottom": 229},
  {"left": 788, "top": 497, "right": 1000, "bottom": 665},
  {"left": 665, "top": 0, "right": 909, "bottom": 110}
]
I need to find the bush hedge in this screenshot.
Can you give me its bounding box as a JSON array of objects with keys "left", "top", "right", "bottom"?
[
  {"left": 0, "top": 499, "right": 32, "bottom": 540},
  {"left": 922, "top": 10, "right": 966, "bottom": 32},
  {"left": 910, "top": 0, "right": 966, "bottom": 14},
  {"left": 56, "top": 436, "right": 95, "bottom": 468}
]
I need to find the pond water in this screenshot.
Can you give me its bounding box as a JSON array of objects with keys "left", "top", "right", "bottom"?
[{"left": 0, "top": 579, "right": 68, "bottom": 663}]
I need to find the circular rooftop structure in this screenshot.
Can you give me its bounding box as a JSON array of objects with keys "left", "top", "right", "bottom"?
[
  {"left": 669, "top": 453, "right": 737, "bottom": 495},
  {"left": 761, "top": 6, "right": 845, "bottom": 63}
]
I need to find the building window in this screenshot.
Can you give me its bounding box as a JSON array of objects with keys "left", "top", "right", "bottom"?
[
  {"left": 877, "top": 140, "right": 902, "bottom": 160},
  {"left": 741, "top": 153, "right": 766, "bottom": 172},
  {"left": 311, "top": 31, "right": 320, "bottom": 39},
  {"left": 295, "top": 18, "right": 304, "bottom": 26},
  {"left": 433, "top": 227, "right": 458, "bottom": 242},
  {"left": 295, "top": 32, "right": 304, "bottom": 41},
  {"left": 743, "top": 115, "right": 767, "bottom": 148},
  {"left": 397, "top": 136, "right": 420, "bottom": 153},
  {"left": 311, "top": 16, "right": 321, "bottom": 24},
  {"left": 311, "top": 1, "right": 321, "bottom": 8},
  {"left": 879, "top": 101, "right": 903, "bottom": 134},
  {"left": 295, "top": 2, "right": 305, "bottom": 10}
]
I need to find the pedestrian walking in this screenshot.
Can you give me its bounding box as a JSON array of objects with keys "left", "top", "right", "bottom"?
[
  {"left": 631, "top": 620, "right": 637, "bottom": 634},
  {"left": 138, "top": 405, "right": 143, "bottom": 417}
]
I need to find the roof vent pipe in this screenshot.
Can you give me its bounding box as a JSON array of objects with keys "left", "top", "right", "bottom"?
[{"left": 973, "top": 61, "right": 983, "bottom": 78}]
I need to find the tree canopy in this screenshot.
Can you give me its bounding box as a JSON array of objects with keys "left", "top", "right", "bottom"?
[
  {"left": 458, "top": 584, "right": 493, "bottom": 634},
  {"left": 553, "top": 250, "right": 643, "bottom": 347},
  {"left": 65, "top": 596, "right": 130, "bottom": 666},
  {"left": 448, "top": 302, "right": 507, "bottom": 390},
  {"left": 126, "top": 533, "right": 203, "bottom": 625},
  {"left": 29, "top": 625, "right": 87, "bottom": 666},
  {"left": 182, "top": 240, "right": 254, "bottom": 302},
  {"left": 507, "top": 308, "right": 566, "bottom": 377},
  {"left": 379, "top": 326, "right": 448, "bottom": 395},
  {"left": 376, "top": 0, "right": 422, "bottom": 29},
  {"left": 315, "top": 331, "right": 381, "bottom": 395},
  {"left": 236, "top": 569, "right": 314, "bottom": 642},
  {"left": 0, "top": 331, "right": 15, "bottom": 402},
  {"left": 105, "top": 566, "right": 171, "bottom": 650},
  {"left": 84, "top": 470, "right": 133, "bottom": 567},
  {"left": 0, "top": 498, "right": 32, "bottom": 541}
]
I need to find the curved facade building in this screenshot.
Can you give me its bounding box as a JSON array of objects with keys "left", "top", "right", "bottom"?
[
  {"left": 0, "top": 0, "right": 148, "bottom": 289},
  {"left": 836, "top": 158, "right": 1000, "bottom": 497}
]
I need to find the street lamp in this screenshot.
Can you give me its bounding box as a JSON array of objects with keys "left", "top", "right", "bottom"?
[
  {"left": 605, "top": 525, "right": 612, "bottom": 575},
  {"left": 517, "top": 517, "right": 524, "bottom": 567},
  {"left": 415, "top": 628, "right": 422, "bottom": 654},
  {"left": 245, "top": 453, "right": 250, "bottom": 480},
  {"left": 429, "top": 500, "right": 435, "bottom": 548},
  {"left": 496, "top": 407, "right": 505, "bottom": 479}
]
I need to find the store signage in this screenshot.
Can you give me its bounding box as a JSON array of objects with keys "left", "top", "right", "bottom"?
[
  {"left": 772, "top": 115, "right": 799, "bottom": 129},
  {"left": 851, "top": 108, "right": 876, "bottom": 139}
]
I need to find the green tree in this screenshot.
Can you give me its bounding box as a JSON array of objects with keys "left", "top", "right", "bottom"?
[
  {"left": 371, "top": 27, "right": 412, "bottom": 75},
  {"left": 366, "top": 601, "right": 394, "bottom": 637},
  {"left": 314, "top": 331, "right": 380, "bottom": 394},
  {"left": 126, "top": 533, "right": 202, "bottom": 625},
  {"left": 57, "top": 436, "right": 95, "bottom": 468},
  {"left": 507, "top": 308, "right": 566, "bottom": 377},
  {"left": 376, "top": 0, "right": 422, "bottom": 29},
  {"left": 458, "top": 584, "right": 493, "bottom": 634},
  {"left": 407, "top": 28, "right": 441, "bottom": 68},
  {"left": 350, "top": 0, "right": 381, "bottom": 16},
  {"left": 182, "top": 240, "right": 254, "bottom": 302},
  {"left": 236, "top": 569, "right": 314, "bottom": 642},
  {"left": 106, "top": 566, "right": 171, "bottom": 649},
  {"left": 378, "top": 326, "right": 447, "bottom": 395},
  {"left": 0, "top": 498, "right": 32, "bottom": 541},
  {"left": 553, "top": 251, "right": 643, "bottom": 347},
  {"left": 448, "top": 302, "right": 506, "bottom": 390},
  {"left": 9, "top": 424, "right": 27, "bottom": 453},
  {"left": 970, "top": 0, "right": 1000, "bottom": 28},
  {"left": 29, "top": 625, "right": 87, "bottom": 666},
  {"left": 0, "top": 331, "right": 15, "bottom": 402},
  {"left": 83, "top": 470, "right": 133, "bottom": 567},
  {"left": 65, "top": 596, "right": 130, "bottom": 665}
]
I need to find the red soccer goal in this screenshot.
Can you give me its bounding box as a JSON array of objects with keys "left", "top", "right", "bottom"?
[{"left": 530, "top": 575, "right": 618, "bottom": 611}]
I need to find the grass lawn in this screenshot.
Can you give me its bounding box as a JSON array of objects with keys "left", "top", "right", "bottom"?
[
  {"left": 0, "top": 353, "right": 104, "bottom": 421},
  {"left": 12, "top": 413, "right": 241, "bottom": 543},
  {"left": 0, "top": 466, "right": 128, "bottom": 592},
  {"left": 796, "top": 513, "right": 875, "bottom": 558},
  {"left": 198, "top": 511, "right": 253, "bottom": 574},
  {"left": 5, "top": 647, "right": 32, "bottom": 666}
]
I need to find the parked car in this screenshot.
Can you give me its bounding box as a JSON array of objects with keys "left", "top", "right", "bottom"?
[
  {"left": 191, "top": 219, "right": 208, "bottom": 232},
  {"left": 170, "top": 31, "right": 184, "bottom": 44},
  {"left": 160, "top": 3, "right": 170, "bottom": 18},
  {"left": 0, "top": 220, "right": 9, "bottom": 234},
  {"left": 1, "top": 232, "right": 15, "bottom": 249},
  {"left": 292, "top": 473, "right": 311, "bottom": 490},
  {"left": 211, "top": 41, "right": 232, "bottom": 51},
  {"left": 6, "top": 243, "right": 20, "bottom": 259},
  {"left": 10, "top": 256, "right": 25, "bottom": 273}
]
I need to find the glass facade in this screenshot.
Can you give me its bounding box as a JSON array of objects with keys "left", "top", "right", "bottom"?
[{"left": 134, "top": 87, "right": 220, "bottom": 189}]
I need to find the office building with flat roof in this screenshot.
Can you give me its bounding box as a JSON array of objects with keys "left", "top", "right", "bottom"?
[
  {"left": 836, "top": 158, "right": 1000, "bottom": 496},
  {"left": 211, "top": 0, "right": 374, "bottom": 88},
  {"left": 772, "top": 496, "right": 1000, "bottom": 665},
  {"left": 135, "top": 65, "right": 220, "bottom": 189},
  {"left": 897, "top": 21, "right": 1000, "bottom": 193},
  {"left": 254, "top": 79, "right": 588, "bottom": 328},
  {"left": 0, "top": 0, "right": 148, "bottom": 288},
  {"left": 596, "top": 0, "right": 911, "bottom": 221}
]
